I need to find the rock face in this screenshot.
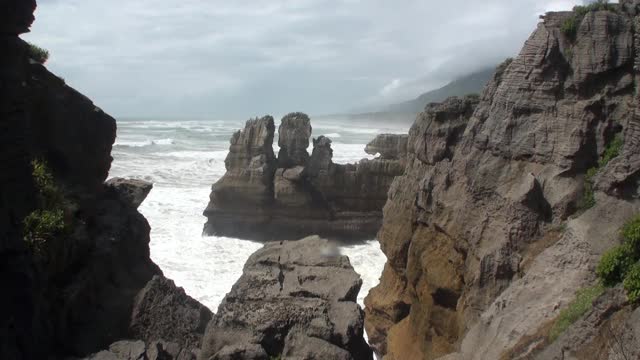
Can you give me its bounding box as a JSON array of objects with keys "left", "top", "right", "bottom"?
[
  {"left": 106, "top": 178, "right": 153, "bottom": 209},
  {"left": 203, "top": 113, "right": 407, "bottom": 241},
  {"left": 130, "top": 275, "right": 213, "bottom": 352},
  {"left": 199, "top": 236, "right": 373, "bottom": 360},
  {"left": 365, "top": 5, "right": 640, "bottom": 360},
  {"left": 278, "top": 112, "right": 312, "bottom": 168},
  {"left": 0, "top": 2, "right": 166, "bottom": 358},
  {"left": 365, "top": 134, "right": 408, "bottom": 160}
]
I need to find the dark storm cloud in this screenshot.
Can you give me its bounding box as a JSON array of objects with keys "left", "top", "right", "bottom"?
[{"left": 24, "top": 0, "right": 583, "bottom": 118}]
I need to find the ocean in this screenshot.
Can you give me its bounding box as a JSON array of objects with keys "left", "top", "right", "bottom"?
[{"left": 108, "top": 117, "right": 408, "bottom": 311}]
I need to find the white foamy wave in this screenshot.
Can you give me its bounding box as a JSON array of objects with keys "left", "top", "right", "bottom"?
[
  {"left": 114, "top": 139, "right": 153, "bottom": 148},
  {"left": 152, "top": 138, "right": 175, "bottom": 145},
  {"left": 110, "top": 118, "right": 387, "bottom": 314},
  {"left": 324, "top": 133, "right": 341, "bottom": 138},
  {"left": 114, "top": 138, "right": 175, "bottom": 148}
]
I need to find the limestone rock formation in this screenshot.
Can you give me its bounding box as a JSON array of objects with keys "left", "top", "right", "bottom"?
[
  {"left": 106, "top": 178, "right": 153, "bottom": 209},
  {"left": 365, "top": 134, "right": 408, "bottom": 160},
  {"left": 199, "top": 236, "right": 373, "bottom": 360},
  {"left": 203, "top": 114, "right": 407, "bottom": 241},
  {"left": 130, "top": 275, "right": 213, "bottom": 352},
  {"left": 278, "top": 112, "right": 312, "bottom": 168},
  {"left": 364, "top": 4, "right": 640, "bottom": 359}
]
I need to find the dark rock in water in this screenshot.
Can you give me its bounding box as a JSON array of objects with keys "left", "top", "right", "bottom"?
[
  {"left": 364, "top": 134, "right": 408, "bottom": 160},
  {"left": 199, "top": 236, "right": 372, "bottom": 360},
  {"left": 130, "top": 275, "right": 213, "bottom": 351},
  {"left": 278, "top": 112, "right": 312, "bottom": 168},
  {"left": 203, "top": 116, "right": 277, "bottom": 234},
  {"left": 106, "top": 178, "right": 153, "bottom": 209},
  {"left": 203, "top": 115, "right": 406, "bottom": 242}
]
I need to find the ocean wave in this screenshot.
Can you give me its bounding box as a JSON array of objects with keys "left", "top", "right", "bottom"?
[
  {"left": 324, "top": 133, "right": 341, "bottom": 138},
  {"left": 114, "top": 138, "right": 175, "bottom": 148}
]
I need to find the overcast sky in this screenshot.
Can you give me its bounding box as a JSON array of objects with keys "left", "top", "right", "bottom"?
[{"left": 24, "top": 0, "right": 585, "bottom": 119}]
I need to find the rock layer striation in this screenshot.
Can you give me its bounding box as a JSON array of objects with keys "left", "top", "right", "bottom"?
[
  {"left": 365, "top": 4, "right": 640, "bottom": 360},
  {"left": 203, "top": 113, "right": 407, "bottom": 241},
  {"left": 199, "top": 236, "right": 373, "bottom": 360}
]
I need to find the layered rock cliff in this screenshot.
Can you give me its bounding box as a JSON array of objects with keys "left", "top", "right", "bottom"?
[
  {"left": 203, "top": 114, "right": 406, "bottom": 241},
  {"left": 365, "top": 3, "right": 640, "bottom": 359}
]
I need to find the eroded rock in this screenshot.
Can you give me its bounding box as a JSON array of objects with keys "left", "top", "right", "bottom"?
[
  {"left": 199, "top": 236, "right": 373, "bottom": 360},
  {"left": 203, "top": 115, "right": 405, "bottom": 241}
]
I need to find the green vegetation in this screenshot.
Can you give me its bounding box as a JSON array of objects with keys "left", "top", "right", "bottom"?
[
  {"left": 598, "top": 135, "right": 623, "bottom": 168},
  {"left": 549, "top": 284, "right": 605, "bottom": 341},
  {"left": 32, "top": 159, "right": 64, "bottom": 208},
  {"left": 579, "top": 134, "right": 624, "bottom": 211},
  {"left": 27, "top": 42, "right": 50, "bottom": 64},
  {"left": 624, "top": 263, "right": 640, "bottom": 302},
  {"left": 596, "top": 215, "right": 640, "bottom": 303},
  {"left": 23, "top": 159, "right": 68, "bottom": 255},
  {"left": 561, "top": 0, "right": 616, "bottom": 40},
  {"left": 579, "top": 167, "right": 598, "bottom": 211},
  {"left": 596, "top": 243, "right": 636, "bottom": 286},
  {"left": 23, "top": 209, "right": 65, "bottom": 254}
]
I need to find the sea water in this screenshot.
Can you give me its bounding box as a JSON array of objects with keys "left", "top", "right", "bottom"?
[{"left": 109, "top": 118, "right": 408, "bottom": 312}]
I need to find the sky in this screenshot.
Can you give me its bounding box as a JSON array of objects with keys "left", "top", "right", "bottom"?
[{"left": 24, "top": 0, "right": 587, "bottom": 119}]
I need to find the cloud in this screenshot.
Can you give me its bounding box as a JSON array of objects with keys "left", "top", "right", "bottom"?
[{"left": 24, "top": 0, "right": 584, "bottom": 118}]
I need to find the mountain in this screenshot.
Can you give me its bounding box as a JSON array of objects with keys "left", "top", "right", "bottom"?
[{"left": 384, "top": 67, "right": 495, "bottom": 114}]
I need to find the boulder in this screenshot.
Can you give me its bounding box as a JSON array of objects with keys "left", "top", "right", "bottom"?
[
  {"left": 106, "top": 178, "right": 153, "bottom": 209},
  {"left": 130, "top": 275, "right": 213, "bottom": 351},
  {"left": 199, "top": 236, "right": 373, "bottom": 360},
  {"left": 364, "top": 134, "right": 408, "bottom": 160},
  {"left": 278, "top": 112, "right": 312, "bottom": 168}
]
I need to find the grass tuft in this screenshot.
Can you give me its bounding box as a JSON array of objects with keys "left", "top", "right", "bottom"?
[{"left": 549, "top": 284, "right": 605, "bottom": 341}]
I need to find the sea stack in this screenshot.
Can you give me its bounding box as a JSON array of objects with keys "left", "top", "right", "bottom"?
[{"left": 203, "top": 112, "right": 407, "bottom": 241}]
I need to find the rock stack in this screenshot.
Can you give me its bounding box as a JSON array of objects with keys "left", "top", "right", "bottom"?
[{"left": 203, "top": 113, "right": 407, "bottom": 241}]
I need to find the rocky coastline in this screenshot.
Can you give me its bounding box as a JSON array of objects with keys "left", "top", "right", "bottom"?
[
  {"left": 203, "top": 113, "right": 407, "bottom": 242},
  {"left": 4, "top": 0, "right": 640, "bottom": 359},
  {"left": 364, "top": 3, "right": 640, "bottom": 359}
]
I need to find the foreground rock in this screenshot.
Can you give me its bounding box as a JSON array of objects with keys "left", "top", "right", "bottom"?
[
  {"left": 203, "top": 114, "right": 406, "bottom": 241},
  {"left": 199, "top": 236, "right": 373, "bottom": 360},
  {"left": 365, "top": 4, "right": 640, "bottom": 360}
]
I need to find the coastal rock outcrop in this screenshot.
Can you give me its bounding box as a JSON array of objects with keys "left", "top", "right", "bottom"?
[
  {"left": 0, "top": 2, "right": 165, "bottom": 357},
  {"left": 203, "top": 113, "right": 407, "bottom": 241},
  {"left": 199, "top": 236, "right": 373, "bottom": 360},
  {"left": 365, "top": 4, "right": 640, "bottom": 360},
  {"left": 130, "top": 275, "right": 213, "bottom": 352},
  {"left": 278, "top": 112, "right": 312, "bottom": 168},
  {"left": 365, "top": 134, "right": 408, "bottom": 160}
]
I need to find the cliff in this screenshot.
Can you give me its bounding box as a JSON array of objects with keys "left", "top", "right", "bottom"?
[
  {"left": 365, "top": 3, "right": 640, "bottom": 359},
  {"left": 203, "top": 114, "right": 407, "bottom": 241}
]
